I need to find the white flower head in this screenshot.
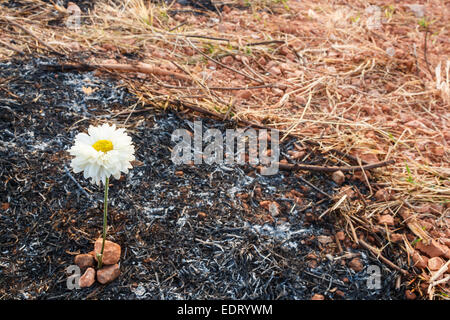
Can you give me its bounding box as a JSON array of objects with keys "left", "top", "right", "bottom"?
[{"left": 69, "top": 123, "right": 135, "bottom": 185}]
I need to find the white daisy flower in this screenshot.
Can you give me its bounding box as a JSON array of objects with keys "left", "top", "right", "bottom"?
[{"left": 69, "top": 123, "right": 135, "bottom": 185}]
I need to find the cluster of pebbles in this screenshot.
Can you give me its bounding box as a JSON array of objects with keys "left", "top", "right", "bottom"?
[{"left": 74, "top": 239, "right": 121, "bottom": 287}]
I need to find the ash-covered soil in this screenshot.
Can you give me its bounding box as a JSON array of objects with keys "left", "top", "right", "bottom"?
[{"left": 0, "top": 58, "right": 406, "bottom": 300}]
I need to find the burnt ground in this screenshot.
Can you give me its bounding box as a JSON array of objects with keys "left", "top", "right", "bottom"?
[{"left": 0, "top": 57, "right": 407, "bottom": 300}]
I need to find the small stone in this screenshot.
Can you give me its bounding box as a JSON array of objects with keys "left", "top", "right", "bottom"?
[
  {"left": 375, "top": 188, "right": 391, "bottom": 201},
  {"left": 405, "top": 290, "right": 417, "bottom": 300},
  {"left": 239, "top": 90, "right": 252, "bottom": 100},
  {"left": 79, "top": 267, "right": 96, "bottom": 288},
  {"left": 183, "top": 47, "right": 194, "bottom": 56},
  {"left": 352, "top": 171, "right": 371, "bottom": 182},
  {"left": 74, "top": 253, "right": 95, "bottom": 269},
  {"left": 378, "top": 215, "right": 395, "bottom": 226},
  {"left": 381, "top": 105, "right": 390, "bottom": 113},
  {"left": 96, "top": 264, "right": 120, "bottom": 284},
  {"left": 390, "top": 233, "right": 403, "bottom": 243},
  {"left": 428, "top": 257, "right": 444, "bottom": 271},
  {"left": 286, "top": 53, "right": 296, "bottom": 61},
  {"left": 442, "top": 238, "right": 450, "bottom": 247},
  {"left": 331, "top": 170, "right": 345, "bottom": 185},
  {"left": 279, "top": 46, "right": 290, "bottom": 56},
  {"left": 265, "top": 60, "right": 277, "bottom": 70},
  {"left": 132, "top": 284, "right": 146, "bottom": 297},
  {"left": 257, "top": 56, "right": 267, "bottom": 66},
  {"left": 349, "top": 258, "right": 364, "bottom": 272},
  {"left": 420, "top": 282, "right": 428, "bottom": 290},
  {"left": 268, "top": 66, "right": 281, "bottom": 75},
  {"left": 416, "top": 240, "right": 449, "bottom": 258},
  {"left": 197, "top": 211, "right": 207, "bottom": 218},
  {"left": 317, "top": 235, "right": 333, "bottom": 245},
  {"left": 335, "top": 290, "right": 345, "bottom": 298},
  {"left": 222, "top": 5, "right": 231, "bottom": 14},
  {"left": 295, "top": 95, "right": 306, "bottom": 105},
  {"left": 311, "top": 294, "right": 324, "bottom": 300},
  {"left": 306, "top": 252, "right": 318, "bottom": 260},
  {"left": 271, "top": 88, "right": 284, "bottom": 96},
  {"left": 221, "top": 55, "right": 234, "bottom": 65},
  {"left": 259, "top": 200, "right": 280, "bottom": 213},
  {"left": 339, "top": 186, "right": 356, "bottom": 200},
  {"left": 94, "top": 238, "right": 121, "bottom": 265},
  {"left": 412, "top": 251, "right": 428, "bottom": 269},
  {"left": 336, "top": 231, "right": 345, "bottom": 241},
  {"left": 307, "top": 260, "right": 318, "bottom": 269},
  {"left": 268, "top": 202, "right": 280, "bottom": 216},
  {"left": 433, "top": 146, "right": 445, "bottom": 157},
  {"left": 289, "top": 151, "right": 305, "bottom": 160}
]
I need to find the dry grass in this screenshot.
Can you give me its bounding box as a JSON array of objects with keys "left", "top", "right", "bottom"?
[{"left": 0, "top": 0, "right": 448, "bottom": 298}]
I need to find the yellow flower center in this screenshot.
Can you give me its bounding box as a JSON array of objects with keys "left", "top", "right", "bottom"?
[{"left": 92, "top": 139, "right": 113, "bottom": 153}]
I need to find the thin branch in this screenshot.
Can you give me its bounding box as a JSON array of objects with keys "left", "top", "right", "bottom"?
[
  {"left": 40, "top": 62, "right": 193, "bottom": 82},
  {"left": 423, "top": 25, "right": 433, "bottom": 76},
  {"left": 278, "top": 159, "right": 395, "bottom": 173},
  {"left": 359, "top": 239, "right": 408, "bottom": 275},
  {"left": 297, "top": 176, "right": 332, "bottom": 199},
  {"left": 64, "top": 165, "right": 92, "bottom": 201},
  {"left": 246, "top": 40, "right": 285, "bottom": 46}
]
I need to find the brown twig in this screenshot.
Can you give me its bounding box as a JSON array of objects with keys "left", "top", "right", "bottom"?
[
  {"left": 168, "top": 21, "right": 187, "bottom": 32},
  {"left": 170, "top": 33, "right": 230, "bottom": 42},
  {"left": 94, "top": 63, "right": 193, "bottom": 82},
  {"left": 278, "top": 159, "right": 395, "bottom": 173},
  {"left": 423, "top": 25, "right": 433, "bottom": 76},
  {"left": 157, "top": 83, "right": 276, "bottom": 91},
  {"left": 357, "top": 157, "right": 373, "bottom": 195},
  {"left": 359, "top": 239, "right": 408, "bottom": 275},
  {"left": 40, "top": 62, "right": 193, "bottom": 82},
  {"left": 297, "top": 175, "right": 332, "bottom": 199},
  {"left": 246, "top": 40, "right": 285, "bottom": 46}
]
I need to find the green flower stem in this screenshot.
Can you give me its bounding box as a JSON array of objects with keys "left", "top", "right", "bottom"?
[{"left": 97, "top": 177, "right": 109, "bottom": 269}]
